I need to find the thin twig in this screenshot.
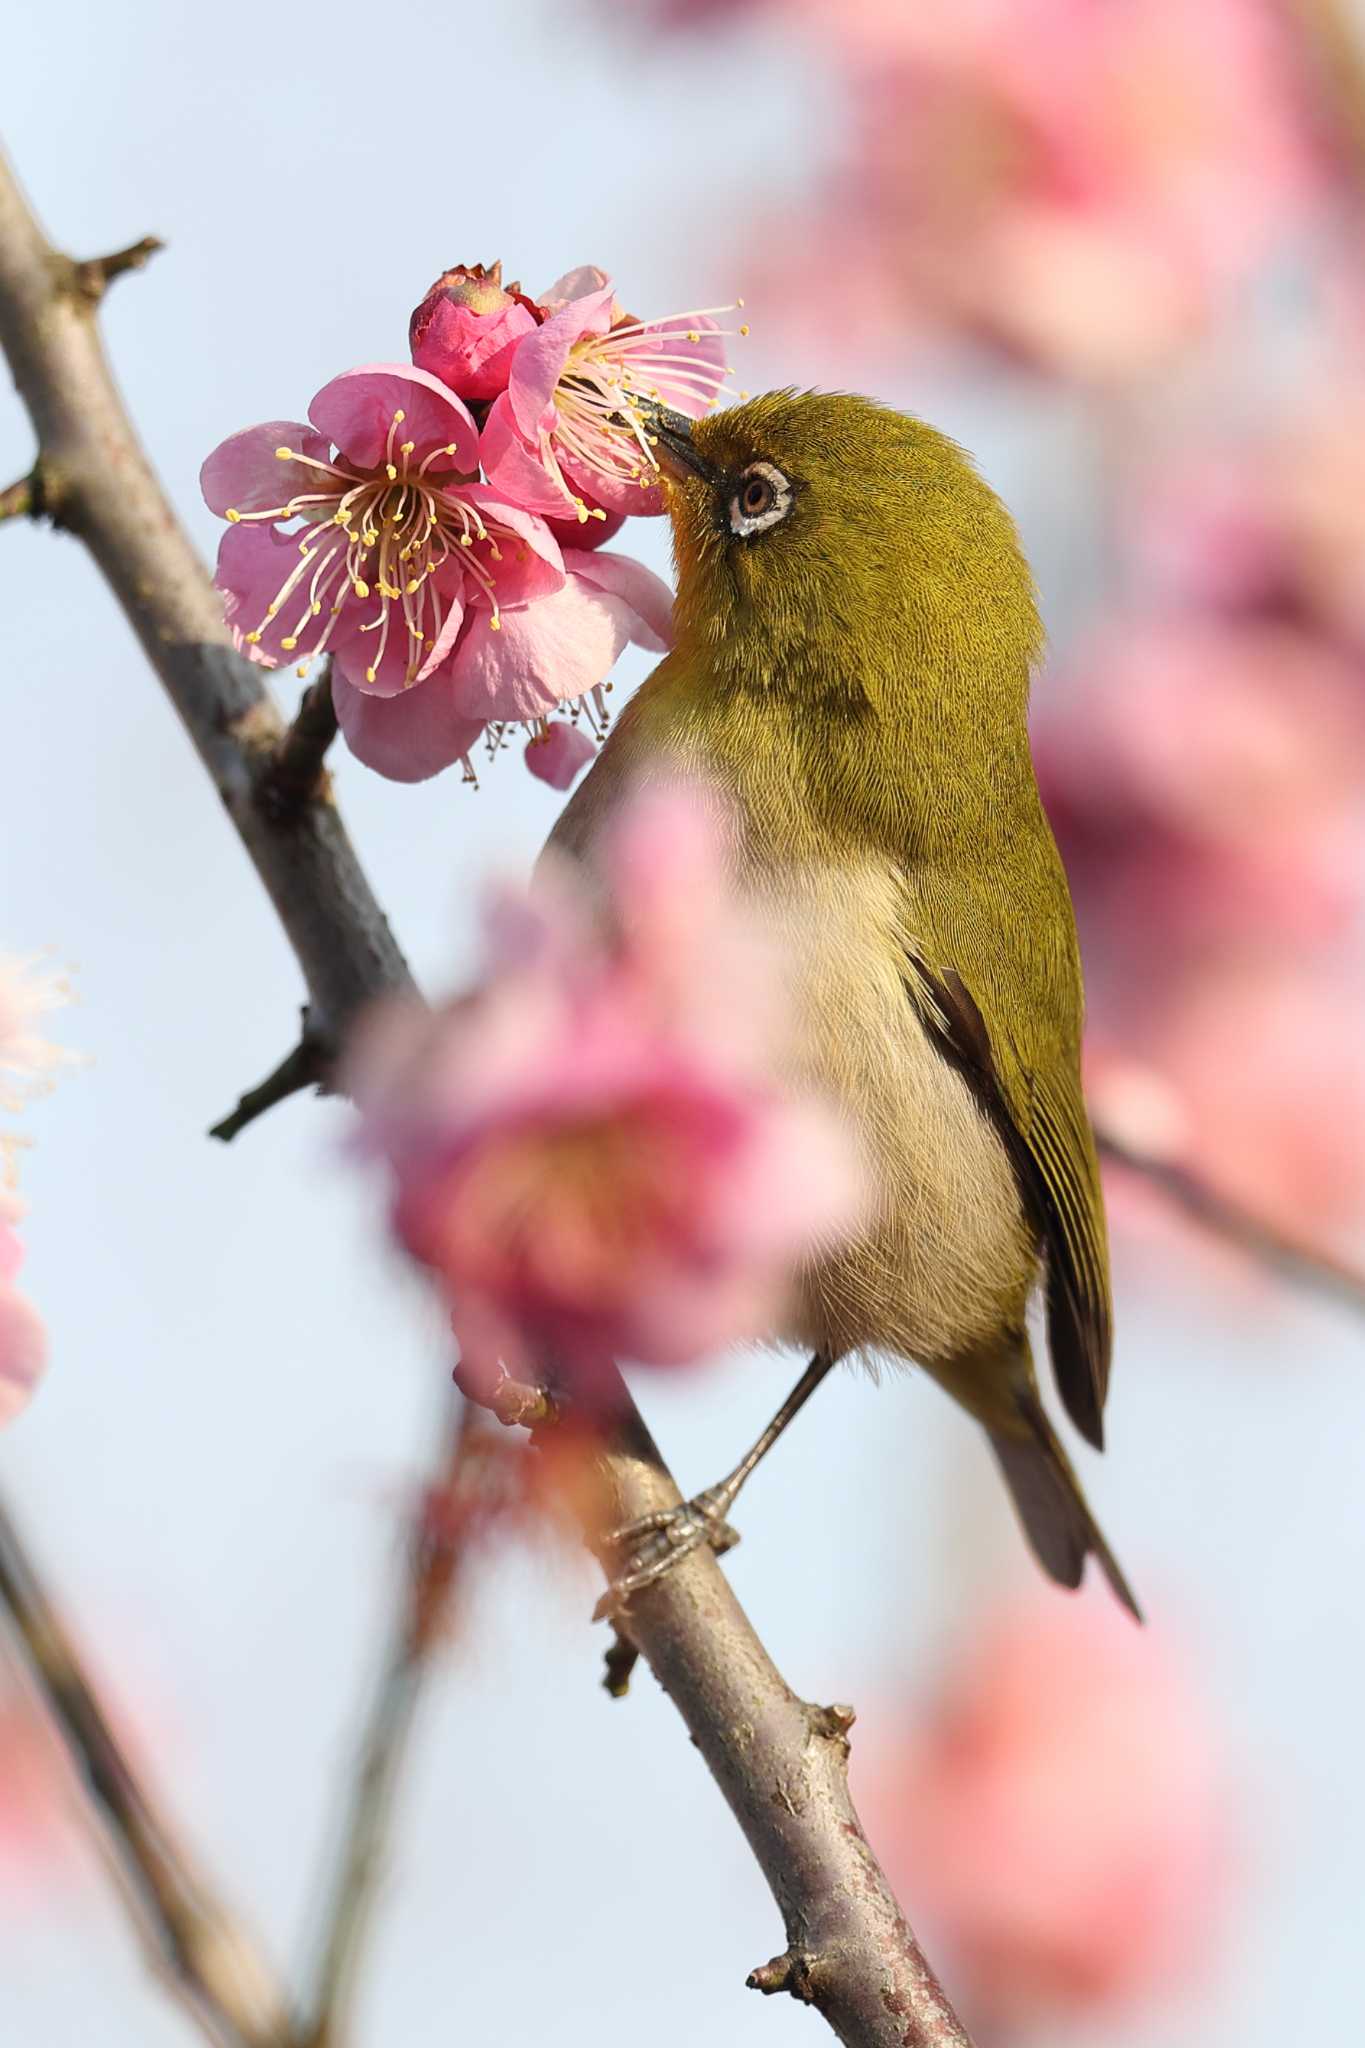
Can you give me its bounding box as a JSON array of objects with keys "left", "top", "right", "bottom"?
[
  {"left": 298, "top": 1400, "right": 477, "bottom": 2048},
  {"left": 0, "top": 471, "right": 33, "bottom": 519},
  {"left": 1096, "top": 1128, "right": 1365, "bottom": 1318},
  {"left": 73, "top": 233, "right": 166, "bottom": 302},
  {"left": 210, "top": 1029, "right": 332, "bottom": 1143},
  {"left": 263, "top": 670, "right": 340, "bottom": 821},
  {"left": 0, "top": 147, "right": 973, "bottom": 2047},
  {"left": 0, "top": 1496, "right": 288, "bottom": 2048}
]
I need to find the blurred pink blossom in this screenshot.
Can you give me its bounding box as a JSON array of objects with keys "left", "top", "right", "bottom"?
[
  {"left": 479, "top": 267, "right": 730, "bottom": 522},
  {"left": 0, "top": 1668, "right": 75, "bottom": 1894},
  {"left": 1036, "top": 613, "right": 1365, "bottom": 989},
  {"left": 747, "top": 0, "right": 1329, "bottom": 378},
  {"left": 348, "top": 786, "right": 862, "bottom": 1406},
  {"left": 0, "top": 1212, "right": 47, "bottom": 1428},
  {"left": 864, "top": 1594, "right": 1230, "bottom": 2032},
  {"left": 0, "top": 953, "right": 71, "bottom": 1115},
  {"left": 1, "top": 953, "right": 75, "bottom": 1428}
]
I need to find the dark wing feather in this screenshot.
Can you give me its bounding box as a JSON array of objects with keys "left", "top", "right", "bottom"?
[{"left": 916, "top": 964, "right": 1111, "bottom": 1450}]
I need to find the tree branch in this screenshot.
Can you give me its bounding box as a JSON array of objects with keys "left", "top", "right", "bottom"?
[
  {"left": 299, "top": 1399, "right": 478, "bottom": 2048},
  {"left": 0, "top": 1496, "right": 288, "bottom": 2048},
  {"left": 1095, "top": 1128, "right": 1365, "bottom": 1318},
  {"left": 0, "top": 470, "right": 34, "bottom": 520},
  {"left": 209, "top": 1028, "right": 332, "bottom": 1143},
  {"left": 0, "top": 145, "right": 973, "bottom": 2047},
  {"left": 0, "top": 152, "right": 412, "bottom": 1045}
]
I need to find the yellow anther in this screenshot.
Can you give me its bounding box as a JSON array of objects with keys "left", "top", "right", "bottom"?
[
  {"left": 489, "top": 614, "right": 501, "bottom": 632},
  {"left": 353, "top": 579, "right": 370, "bottom": 598},
  {"left": 296, "top": 665, "right": 308, "bottom": 678},
  {"left": 406, "top": 579, "right": 420, "bottom": 594},
  {"left": 312, "top": 602, "right": 322, "bottom": 615},
  {"left": 363, "top": 529, "right": 378, "bottom": 545},
  {"left": 400, "top": 441, "right": 415, "bottom": 456},
  {"left": 687, "top": 330, "right": 700, "bottom": 343},
  {"left": 739, "top": 323, "right": 750, "bottom": 336},
  {"left": 225, "top": 508, "right": 241, "bottom": 522},
  {"left": 736, "top": 295, "right": 745, "bottom": 307},
  {"left": 365, "top": 666, "right": 377, "bottom": 682},
  {"left": 244, "top": 630, "right": 262, "bottom": 644},
  {"left": 459, "top": 533, "right": 472, "bottom": 547},
  {"left": 445, "top": 442, "right": 457, "bottom": 454},
  {"left": 265, "top": 604, "right": 278, "bottom": 617},
  {"left": 275, "top": 446, "right": 294, "bottom": 460},
  {"left": 280, "top": 636, "right": 298, "bottom": 650},
  {"left": 393, "top": 409, "right": 406, "bottom": 423}
]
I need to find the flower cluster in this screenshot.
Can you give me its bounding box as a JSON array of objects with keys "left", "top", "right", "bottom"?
[
  {"left": 347, "top": 784, "right": 862, "bottom": 1408},
  {"left": 1, "top": 954, "right": 74, "bottom": 1428},
  {"left": 862, "top": 1595, "right": 1231, "bottom": 2032},
  {"left": 203, "top": 265, "right": 734, "bottom": 788}
]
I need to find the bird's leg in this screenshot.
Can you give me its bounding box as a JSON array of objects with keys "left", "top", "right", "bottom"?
[{"left": 594, "top": 1354, "right": 835, "bottom": 1619}]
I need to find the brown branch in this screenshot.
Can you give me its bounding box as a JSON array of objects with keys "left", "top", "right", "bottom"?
[
  {"left": 0, "top": 1496, "right": 288, "bottom": 2048},
  {"left": 1095, "top": 1128, "right": 1365, "bottom": 1318},
  {"left": 298, "top": 1399, "right": 477, "bottom": 2048},
  {"left": 73, "top": 233, "right": 165, "bottom": 302},
  {"left": 0, "top": 144, "right": 972, "bottom": 2048},
  {"left": 0, "top": 470, "right": 34, "bottom": 519},
  {"left": 263, "top": 670, "right": 340, "bottom": 821},
  {"left": 0, "top": 153, "right": 413, "bottom": 1044}
]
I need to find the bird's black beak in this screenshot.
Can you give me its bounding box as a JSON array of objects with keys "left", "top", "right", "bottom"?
[{"left": 641, "top": 404, "right": 720, "bottom": 487}]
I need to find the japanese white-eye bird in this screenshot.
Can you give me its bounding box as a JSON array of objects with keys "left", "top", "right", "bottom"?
[{"left": 549, "top": 391, "right": 1137, "bottom": 1619}]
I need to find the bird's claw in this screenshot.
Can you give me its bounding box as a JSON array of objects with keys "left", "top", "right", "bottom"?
[{"left": 593, "top": 1486, "right": 741, "bottom": 1622}]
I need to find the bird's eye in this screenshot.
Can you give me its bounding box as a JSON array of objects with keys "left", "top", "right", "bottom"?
[{"left": 728, "top": 461, "right": 793, "bottom": 538}]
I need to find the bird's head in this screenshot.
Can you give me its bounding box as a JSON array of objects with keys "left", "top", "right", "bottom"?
[{"left": 646, "top": 391, "right": 1042, "bottom": 719}]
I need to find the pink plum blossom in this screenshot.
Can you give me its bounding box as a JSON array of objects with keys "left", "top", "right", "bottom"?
[
  {"left": 479, "top": 267, "right": 733, "bottom": 524},
  {"left": 204, "top": 362, "right": 675, "bottom": 784},
  {"left": 0, "top": 953, "right": 71, "bottom": 1115},
  {"left": 347, "top": 786, "right": 863, "bottom": 1407},
  {"left": 408, "top": 262, "right": 541, "bottom": 402},
  {"left": 0, "top": 1211, "right": 47, "bottom": 1428},
  {"left": 862, "top": 1594, "right": 1231, "bottom": 2032},
  {"left": 1, "top": 953, "right": 74, "bottom": 1428},
  {"left": 0, "top": 1667, "right": 76, "bottom": 1894},
  {"left": 741, "top": 0, "right": 1330, "bottom": 379}
]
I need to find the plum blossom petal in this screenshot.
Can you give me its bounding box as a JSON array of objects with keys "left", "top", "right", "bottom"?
[
  {"left": 307, "top": 364, "right": 479, "bottom": 474},
  {"left": 0, "top": 1261, "right": 46, "bottom": 1427},
  {"left": 450, "top": 569, "right": 648, "bottom": 724},
  {"left": 508, "top": 284, "right": 620, "bottom": 437},
  {"left": 332, "top": 672, "right": 487, "bottom": 785},
  {"left": 525, "top": 721, "right": 597, "bottom": 790},
  {"left": 484, "top": 275, "right": 733, "bottom": 521},
  {"left": 199, "top": 422, "right": 333, "bottom": 518},
  {"left": 561, "top": 548, "right": 674, "bottom": 651},
  {"left": 538, "top": 265, "right": 612, "bottom": 311}
]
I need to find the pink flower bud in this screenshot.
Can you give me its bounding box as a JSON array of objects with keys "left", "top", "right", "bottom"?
[{"left": 409, "top": 261, "right": 540, "bottom": 402}]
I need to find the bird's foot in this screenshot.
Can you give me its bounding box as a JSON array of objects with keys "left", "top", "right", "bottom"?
[{"left": 593, "top": 1483, "right": 741, "bottom": 1622}]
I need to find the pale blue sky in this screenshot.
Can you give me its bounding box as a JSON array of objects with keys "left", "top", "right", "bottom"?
[{"left": 3, "top": 5, "right": 1363, "bottom": 2044}]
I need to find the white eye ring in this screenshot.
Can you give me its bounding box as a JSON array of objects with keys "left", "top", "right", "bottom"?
[{"left": 728, "top": 461, "right": 793, "bottom": 537}]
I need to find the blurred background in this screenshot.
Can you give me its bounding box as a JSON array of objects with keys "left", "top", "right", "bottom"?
[{"left": 4, "top": 1, "right": 1365, "bottom": 2042}]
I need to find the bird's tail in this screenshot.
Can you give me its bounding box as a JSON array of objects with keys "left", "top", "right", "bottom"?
[{"left": 988, "top": 1394, "right": 1142, "bottom": 1622}]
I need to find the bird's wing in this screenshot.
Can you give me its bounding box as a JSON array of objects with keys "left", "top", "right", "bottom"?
[{"left": 900, "top": 942, "right": 1112, "bottom": 1451}]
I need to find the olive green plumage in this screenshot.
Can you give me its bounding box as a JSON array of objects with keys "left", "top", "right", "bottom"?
[{"left": 551, "top": 390, "right": 1136, "bottom": 1616}]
